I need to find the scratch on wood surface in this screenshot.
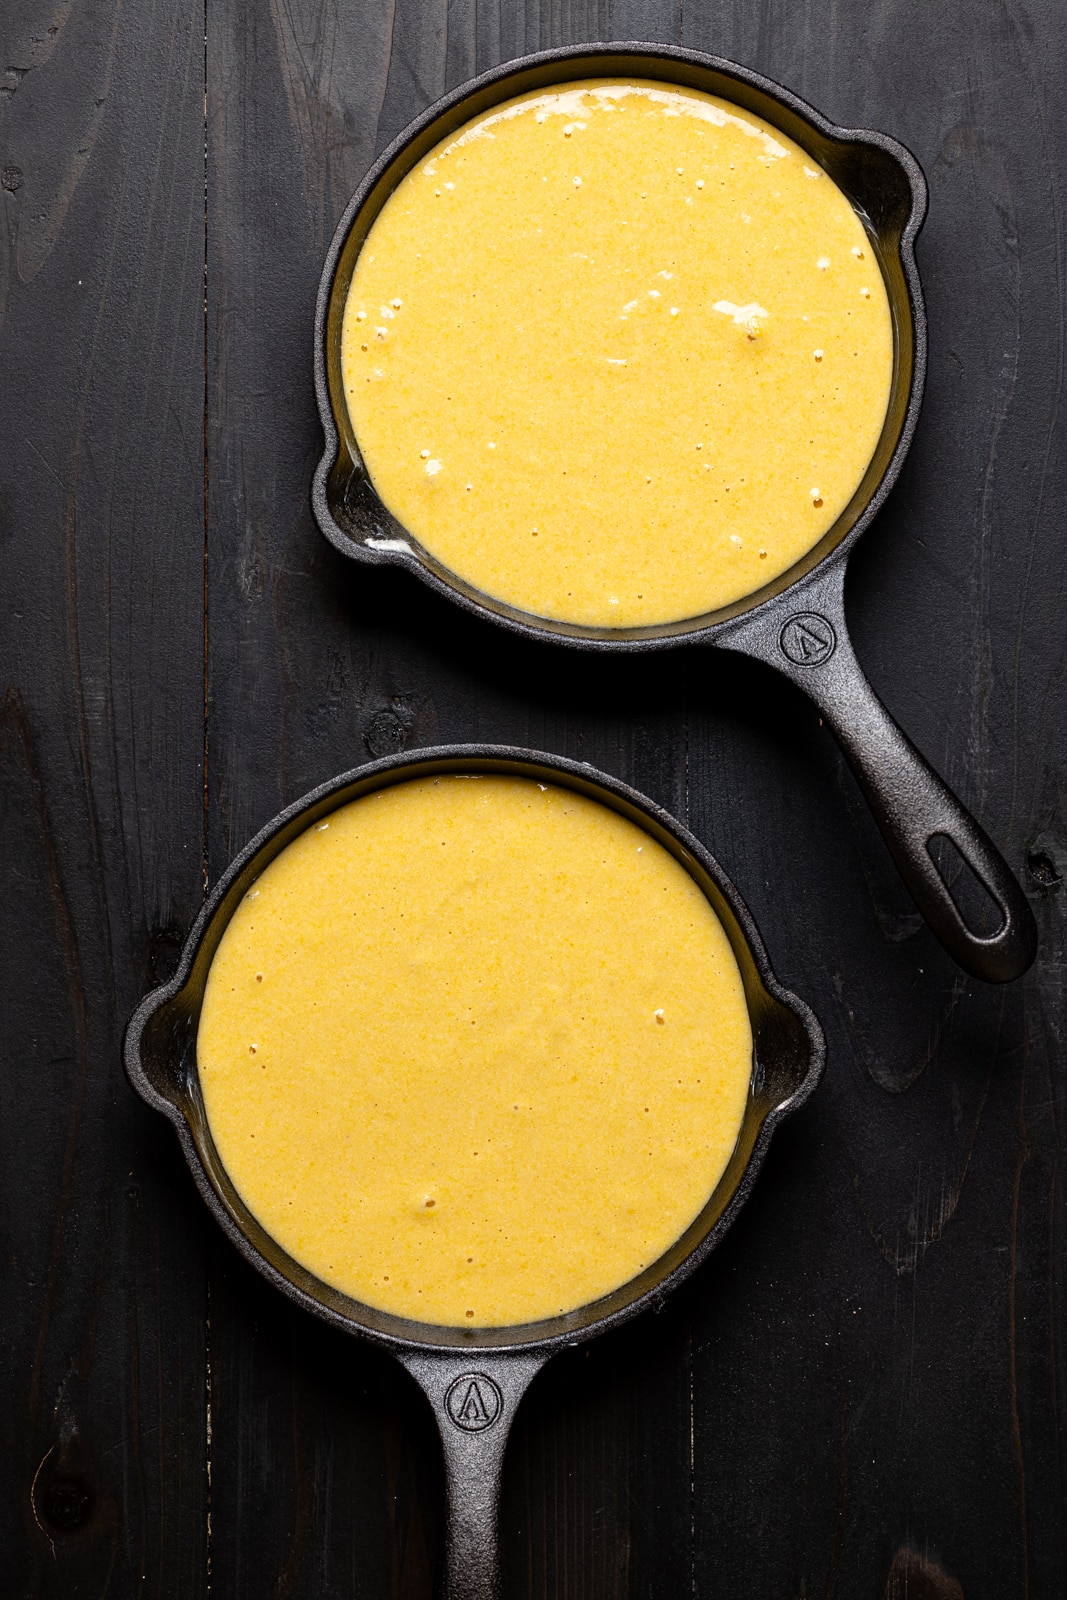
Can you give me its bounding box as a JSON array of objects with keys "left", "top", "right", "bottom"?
[
  {"left": 24, "top": 434, "right": 65, "bottom": 488},
  {"left": 29, "top": 1444, "right": 58, "bottom": 1556}
]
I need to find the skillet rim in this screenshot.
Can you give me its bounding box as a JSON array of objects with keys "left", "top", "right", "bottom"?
[
  {"left": 310, "top": 39, "right": 928, "bottom": 651},
  {"left": 124, "top": 743, "right": 826, "bottom": 1357}
]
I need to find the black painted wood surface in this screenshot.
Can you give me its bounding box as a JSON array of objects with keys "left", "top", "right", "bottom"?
[{"left": 2, "top": 1, "right": 1065, "bottom": 1595}]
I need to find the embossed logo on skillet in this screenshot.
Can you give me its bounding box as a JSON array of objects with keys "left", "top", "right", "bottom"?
[
  {"left": 445, "top": 1372, "right": 504, "bottom": 1432},
  {"left": 779, "top": 612, "right": 836, "bottom": 666}
]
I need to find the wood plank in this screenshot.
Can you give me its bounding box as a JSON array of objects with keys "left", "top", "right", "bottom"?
[{"left": 0, "top": 0, "right": 208, "bottom": 1592}]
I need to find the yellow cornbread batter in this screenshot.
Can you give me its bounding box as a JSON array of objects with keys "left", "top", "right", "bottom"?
[
  {"left": 341, "top": 80, "right": 893, "bottom": 628},
  {"left": 197, "top": 775, "right": 753, "bottom": 1327}
]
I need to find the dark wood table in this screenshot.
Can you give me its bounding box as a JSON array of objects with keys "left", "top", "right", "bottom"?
[{"left": 2, "top": 2, "right": 1064, "bottom": 1595}]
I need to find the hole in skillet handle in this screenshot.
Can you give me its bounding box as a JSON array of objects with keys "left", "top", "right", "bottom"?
[
  {"left": 927, "top": 834, "right": 1006, "bottom": 940},
  {"left": 718, "top": 560, "right": 1037, "bottom": 984}
]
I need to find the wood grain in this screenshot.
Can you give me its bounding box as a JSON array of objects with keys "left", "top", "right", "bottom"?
[{"left": 2, "top": 0, "right": 1065, "bottom": 1592}]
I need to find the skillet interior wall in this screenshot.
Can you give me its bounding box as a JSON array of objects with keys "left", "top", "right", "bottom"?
[
  {"left": 1, "top": 1, "right": 1064, "bottom": 1598},
  {"left": 318, "top": 57, "right": 920, "bottom": 644}
]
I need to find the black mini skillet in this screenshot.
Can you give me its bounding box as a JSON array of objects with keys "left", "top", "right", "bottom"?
[
  {"left": 125, "top": 745, "right": 824, "bottom": 1600},
  {"left": 311, "top": 42, "right": 1037, "bottom": 984}
]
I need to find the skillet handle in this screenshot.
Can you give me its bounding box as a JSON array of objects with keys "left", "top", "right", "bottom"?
[
  {"left": 717, "top": 563, "right": 1037, "bottom": 983},
  {"left": 397, "top": 1349, "right": 547, "bottom": 1600}
]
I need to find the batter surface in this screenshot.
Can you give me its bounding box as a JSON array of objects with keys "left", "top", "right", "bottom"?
[
  {"left": 341, "top": 79, "right": 893, "bottom": 628},
  {"left": 197, "top": 775, "right": 753, "bottom": 1326}
]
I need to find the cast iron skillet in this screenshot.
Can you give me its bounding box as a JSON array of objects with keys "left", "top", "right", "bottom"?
[
  {"left": 311, "top": 42, "right": 1037, "bottom": 985},
  {"left": 125, "top": 745, "right": 824, "bottom": 1600}
]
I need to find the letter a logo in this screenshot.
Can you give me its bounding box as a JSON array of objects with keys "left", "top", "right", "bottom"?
[
  {"left": 459, "top": 1381, "right": 489, "bottom": 1425},
  {"left": 779, "top": 612, "right": 836, "bottom": 667},
  {"left": 445, "top": 1371, "right": 503, "bottom": 1432}
]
